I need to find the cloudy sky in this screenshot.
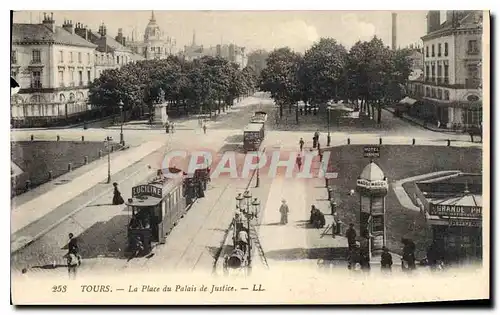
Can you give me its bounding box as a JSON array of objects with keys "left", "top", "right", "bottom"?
[{"left": 13, "top": 10, "right": 431, "bottom": 52}]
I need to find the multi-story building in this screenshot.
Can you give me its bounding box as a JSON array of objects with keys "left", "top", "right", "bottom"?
[
  {"left": 181, "top": 33, "right": 248, "bottom": 69},
  {"left": 11, "top": 13, "right": 97, "bottom": 127},
  {"left": 74, "top": 22, "right": 143, "bottom": 78},
  {"left": 126, "top": 11, "right": 176, "bottom": 60},
  {"left": 408, "top": 10, "right": 483, "bottom": 129}
]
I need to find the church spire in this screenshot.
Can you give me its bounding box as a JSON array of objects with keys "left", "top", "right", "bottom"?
[
  {"left": 192, "top": 29, "right": 196, "bottom": 46},
  {"left": 150, "top": 10, "right": 156, "bottom": 22}
]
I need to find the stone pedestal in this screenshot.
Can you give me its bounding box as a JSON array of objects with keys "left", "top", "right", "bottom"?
[{"left": 154, "top": 103, "right": 168, "bottom": 126}]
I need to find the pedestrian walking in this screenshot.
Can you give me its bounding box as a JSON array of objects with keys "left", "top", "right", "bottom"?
[
  {"left": 112, "top": 182, "right": 125, "bottom": 205},
  {"left": 299, "top": 138, "right": 305, "bottom": 151},
  {"left": 381, "top": 247, "right": 393, "bottom": 272},
  {"left": 170, "top": 122, "right": 175, "bottom": 133},
  {"left": 203, "top": 124, "right": 207, "bottom": 134},
  {"left": 67, "top": 252, "right": 79, "bottom": 279},
  {"left": 318, "top": 147, "right": 323, "bottom": 162},
  {"left": 346, "top": 223, "right": 357, "bottom": 252},
  {"left": 67, "top": 233, "right": 82, "bottom": 266},
  {"left": 279, "top": 199, "right": 289, "bottom": 225},
  {"left": 296, "top": 154, "right": 302, "bottom": 170},
  {"left": 401, "top": 238, "right": 417, "bottom": 272}
]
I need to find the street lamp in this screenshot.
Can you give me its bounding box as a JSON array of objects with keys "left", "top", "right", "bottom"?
[
  {"left": 327, "top": 106, "right": 332, "bottom": 146},
  {"left": 251, "top": 197, "right": 260, "bottom": 219},
  {"left": 104, "top": 136, "right": 112, "bottom": 184},
  {"left": 243, "top": 190, "right": 252, "bottom": 214},
  {"left": 236, "top": 193, "right": 244, "bottom": 212},
  {"left": 255, "top": 152, "right": 261, "bottom": 188},
  {"left": 118, "top": 100, "right": 124, "bottom": 146}
]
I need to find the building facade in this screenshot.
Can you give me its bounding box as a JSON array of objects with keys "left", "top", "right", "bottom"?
[
  {"left": 126, "top": 11, "right": 176, "bottom": 60},
  {"left": 11, "top": 13, "right": 98, "bottom": 127},
  {"left": 407, "top": 10, "right": 483, "bottom": 129}
]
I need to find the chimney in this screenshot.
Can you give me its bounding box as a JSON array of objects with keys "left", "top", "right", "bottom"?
[
  {"left": 391, "top": 13, "right": 397, "bottom": 50},
  {"left": 98, "top": 23, "right": 107, "bottom": 37},
  {"left": 62, "top": 19, "right": 74, "bottom": 34},
  {"left": 115, "top": 28, "right": 124, "bottom": 45},
  {"left": 427, "top": 11, "right": 441, "bottom": 34},
  {"left": 75, "top": 22, "right": 88, "bottom": 40},
  {"left": 42, "top": 12, "right": 56, "bottom": 33}
]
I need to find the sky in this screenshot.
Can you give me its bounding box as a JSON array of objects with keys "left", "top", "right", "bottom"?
[{"left": 12, "top": 10, "right": 431, "bottom": 53}]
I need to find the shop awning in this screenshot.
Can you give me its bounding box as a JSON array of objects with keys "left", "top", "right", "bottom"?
[{"left": 398, "top": 97, "right": 418, "bottom": 106}]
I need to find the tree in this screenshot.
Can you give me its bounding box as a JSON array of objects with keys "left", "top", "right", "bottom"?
[
  {"left": 300, "top": 38, "right": 348, "bottom": 107},
  {"left": 260, "top": 47, "right": 302, "bottom": 118}
]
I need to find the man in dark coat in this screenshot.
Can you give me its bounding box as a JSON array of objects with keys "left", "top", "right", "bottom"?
[
  {"left": 346, "top": 223, "right": 357, "bottom": 251},
  {"left": 381, "top": 247, "right": 393, "bottom": 272},
  {"left": 402, "top": 238, "right": 417, "bottom": 271}
]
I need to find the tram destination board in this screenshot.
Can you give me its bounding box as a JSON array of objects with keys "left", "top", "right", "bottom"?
[
  {"left": 363, "top": 146, "right": 380, "bottom": 158},
  {"left": 132, "top": 184, "right": 162, "bottom": 198}
]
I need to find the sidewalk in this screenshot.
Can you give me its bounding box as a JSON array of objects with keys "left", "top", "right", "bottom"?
[
  {"left": 11, "top": 141, "right": 165, "bottom": 235},
  {"left": 383, "top": 107, "right": 465, "bottom": 134}
]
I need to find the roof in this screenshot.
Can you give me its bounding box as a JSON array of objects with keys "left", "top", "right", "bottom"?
[
  {"left": 244, "top": 123, "right": 264, "bottom": 132},
  {"left": 103, "top": 35, "right": 132, "bottom": 53},
  {"left": 422, "top": 11, "right": 482, "bottom": 40},
  {"left": 12, "top": 24, "right": 97, "bottom": 48},
  {"left": 359, "top": 162, "right": 385, "bottom": 181},
  {"left": 430, "top": 194, "right": 482, "bottom": 207}
]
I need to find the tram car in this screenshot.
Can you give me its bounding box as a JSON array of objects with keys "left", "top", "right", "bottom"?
[{"left": 125, "top": 167, "right": 210, "bottom": 257}]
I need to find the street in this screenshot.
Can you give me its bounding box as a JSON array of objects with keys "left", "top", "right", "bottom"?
[{"left": 11, "top": 93, "right": 481, "bottom": 279}]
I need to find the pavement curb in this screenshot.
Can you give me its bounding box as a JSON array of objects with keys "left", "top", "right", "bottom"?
[
  {"left": 10, "top": 144, "right": 161, "bottom": 254},
  {"left": 382, "top": 108, "right": 463, "bottom": 134}
]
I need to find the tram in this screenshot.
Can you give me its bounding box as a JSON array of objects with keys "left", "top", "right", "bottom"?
[{"left": 125, "top": 167, "right": 209, "bottom": 257}]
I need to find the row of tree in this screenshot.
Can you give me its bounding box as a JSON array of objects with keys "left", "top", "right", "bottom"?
[
  {"left": 88, "top": 55, "right": 258, "bottom": 119},
  {"left": 259, "top": 37, "right": 413, "bottom": 123}
]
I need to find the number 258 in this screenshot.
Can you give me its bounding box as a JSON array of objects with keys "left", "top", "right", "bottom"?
[{"left": 52, "top": 285, "right": 67, "bottom": 293}]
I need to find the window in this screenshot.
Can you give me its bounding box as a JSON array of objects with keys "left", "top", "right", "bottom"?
[
  {"left": 431, "top": 88, "right": 436, "bottom": 98},
  {"left": 444, "top": 43, "right": 449, "bottom": 56},
  {"left": 69, "top": 93, "right": 75, "bottom": 102},
  {"left": 426, "top": 46, "right": 429, "bottom": 57},
  {"left": 59, "top": 93, "right": 65, "bottom": 102},
  {"left": 95, "top": 54, "right": 98, "bottom": 63},
  {"left": 117, "top": 56, "right": 120, "bottom": 64},
  {"left": 87, "top": 53, "right": 91, "bottom": 64},
  {"left": 31, "top": 71, "right": 42, "bottom": 88},
  {"left": 11, "top": 51, "right": 17, "bottom": 64},
  {"left": 59, "top": 50, "right": 64, "bottom": 63},
  {"left": 425, "top": 65, "right": 430, "bottom": 80},
  {"left": 78, "top": 52, "right": 82, "bottom": 63},
  {"left": 70, "top": 69, "right": 75, "bottom": 86},
  {"left": 425, "top": 87, "right": 430, "bottom": 96},
  {"left": 69, "top": 52, "right": 73, "bottom": 63},
  {"left": 444, "top": 64, "right": 449, "bottom": 80},
  {"left": 431, "top": 65, "right": 435, "bottom": 81},
  {"left": 32, "top": 50, "right": 41, "bottom": 63},
  {"left": 444, "top": 90, "right": 450, "bottom": 100},
  {"left": 78, "top": 71, "right": 83, "bottom": 85},
  {"left": 431, "top": 44, "right": 435, "bottom": 57},
  {"left": 438, "top": 89, "right": 443, "bottom": 99},
  {"left": 468, "top": 40, "right": 479, "bottom": 54},
  {"left": 58, "top": 70, "right": 64, "bottom": 87},
  {"left": 437, "top": 64, "right": 442, "bottom": 82},
  {"left": 87, "top": 70, "right": 91, "bottom": 84},
  {"left": 438, "top": 43, "right": 442, "bottom": 57}
]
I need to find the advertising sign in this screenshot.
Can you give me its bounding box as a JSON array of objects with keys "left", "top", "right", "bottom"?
[
  {"left": 363, "top": 146, "right": 380, "bottom": 158},
  {"left": 449, "top": 219, "right": 481, "bottom": 228},
  {"left": 371, "top": 198, "right": 384, "bottom": 215},
  {"left": 429, "top": 204, "right": 482, "bottom": 218},
  {"left": 360, "top": 195, "right": 371, "bottom": 213},
  {"left": 371, "top": 215, "right": 384, "bottom": 233}
]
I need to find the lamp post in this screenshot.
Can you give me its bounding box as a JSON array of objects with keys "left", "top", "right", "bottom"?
[
  {"left": 104, "top": 136, "right": 112, "bottom": 184},
  {"left": 327, "top": 106, "right": 331, "bottom": 146},
  {"left": 255, "top": 152, "right": 260, "bottom": 188},
  {"left": 243, "top": 190, "right": 253, "bottom": 271},
  {"left": 119, "top": 100, "right": 124, "bottom": 146},
  {"left": 251, "top": 197, "right": 260, "bottom": 220},
  {"left": 236, "top": 193, "right": 244, "bottom": 211}
]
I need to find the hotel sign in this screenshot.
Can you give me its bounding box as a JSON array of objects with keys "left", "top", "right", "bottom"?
[
  {"left": 429, "top": 204, "right": 482, "bottom": 218},
  {"left": 132, "top": 185, "right": 163, "bottom": 199},
  {"left": 363, "top": 146, "right": 380, "bottom": 158}
]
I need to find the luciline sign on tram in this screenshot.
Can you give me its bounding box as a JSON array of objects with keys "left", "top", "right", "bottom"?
[{"left": 132, "top": 185, "right": 163, "bottom": 199}]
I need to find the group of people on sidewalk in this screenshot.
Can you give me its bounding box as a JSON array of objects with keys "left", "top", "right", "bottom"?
[{"left": 296, "top": 130, "right": 324, "bottom": 170}]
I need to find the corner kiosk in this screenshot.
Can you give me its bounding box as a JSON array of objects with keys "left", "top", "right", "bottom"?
[{"left": 126, "top": 171, "right": 186, "bottom": 253}]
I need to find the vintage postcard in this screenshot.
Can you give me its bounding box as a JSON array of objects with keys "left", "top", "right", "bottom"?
[{"left": 9, "top": 9, "right": 490, "bottom": 305}]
